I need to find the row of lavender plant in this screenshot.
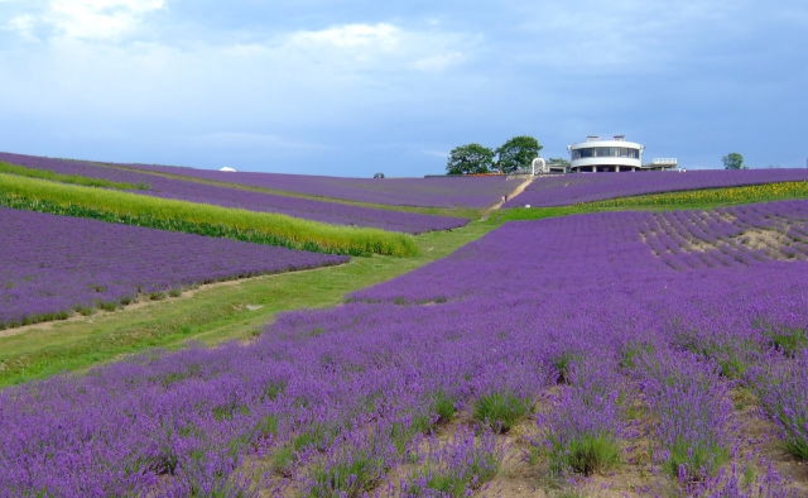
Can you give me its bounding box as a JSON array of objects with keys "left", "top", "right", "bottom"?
[
  {"left": 0, "top": 298, "right": 557, "bottom": 496},
  {"left": 0, "top": 152, "right": 155, "bottom": 187},
  {"left": 536, "top": 353, "right": 626, "bottom": 478},
  {"left": 747, "top": 351, "right": 808, "bottom": 461},
  {"left": 641, "top": 200, "right": 808, "bottom": 271},
  {"left": 119, "top": 161, "right": 517, "bottom": 209},
  {"left": 504, "top": 168, "right": 808, "bottom": 207},
  {"left": 0, "top": 207, "right": 348, "bottom": 329},
  {"left": 351, "top": 201, "right": 808, "bottom": 493},
  {"left": 629, "top": 347, "right": 733, "bottom": 482},
  {"left": 0, "top": 152, "right": 468, "bottom": 233},
  {"left": 2, "top": 202, "right": 807, "bottom": 495}
]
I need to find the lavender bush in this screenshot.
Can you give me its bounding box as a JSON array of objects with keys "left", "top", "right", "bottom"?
[
  {"left": 2, "top": 200, "right": 808, "bottom": 495},
  {"left": 505, "top": 168, "right": 808, "bottom": 207},
  {"left": 630, "top": 347, "right": 733, "bottom": 482},
  {"left": 400, "top": 427, "right": 502, "bottom": 497},
  {"left": 305, "top": 426, "right": 397, "bottom": 497},
  {"left": 539, "top": 355, "right": 625, "bottom": 476},
  {"left": 0, "top": 207, "right": 347, "bottom": 328},
  {"left": 690, "top": 457, "right": 803, "bottom": 498},
  {"left": 747, "top": 350, "right": 808, "bottom": 460}
]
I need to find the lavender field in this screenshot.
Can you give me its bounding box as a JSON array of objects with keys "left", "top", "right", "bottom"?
[
  {"left": 0, "top": 152, "right": 468, "bottom": 233},
  {"left": 505, "top": 168, "right": 808, "bottom": 207},
  {"left": 0, "top": 207, "right": 348, "bottom": 329},
  {"left": 0, "top": 152, "right": 154, "bottom": 188},
  {"left": 121, "top": 162, "right": 517, "bottom": 208},
  {"left": 2, "top": 199, "right": 807, "bottom": 496}
]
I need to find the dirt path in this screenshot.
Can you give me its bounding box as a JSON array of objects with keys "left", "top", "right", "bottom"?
[{"left": 482, "top": 175, "right": 535, "bottom": 219}]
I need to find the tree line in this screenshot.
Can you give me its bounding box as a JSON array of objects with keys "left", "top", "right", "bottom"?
[{"left": 446, "top": 135, "right": 542, "bottom": 175}]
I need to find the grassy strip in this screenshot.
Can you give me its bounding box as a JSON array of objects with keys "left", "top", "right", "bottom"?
[
  {"left": 491, "top": 181, "right": 808, "bottom": 223},
  {"left": 0, "top": 221, "right": 492, "bottom": 388},
  {"left": 0, "top": 174, "right": 418, "bottom": 257},
  {"left": 0, "top": 161, "right": 149, "bottom": 190}
]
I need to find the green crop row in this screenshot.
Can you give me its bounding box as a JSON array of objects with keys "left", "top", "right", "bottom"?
[
  {"left": 0, "top": 161, "right": 149, "bottom": 191},
  {"left": 0, "top": 174, "right": 418, "bottom": 257}
]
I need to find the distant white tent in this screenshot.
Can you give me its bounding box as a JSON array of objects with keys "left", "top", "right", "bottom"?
[{"left": 219, "top": 166, "right": 237, "bottom": 172}]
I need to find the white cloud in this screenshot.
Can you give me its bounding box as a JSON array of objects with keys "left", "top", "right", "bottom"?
[
  {"left": 278, "top": 22, "right": 473, "bottom": 72},
  {"left": 5, "top": 13, "right": 37, "bottom": 40},
  {"left": 0, "top": 25, "right": 466, "bottom": 125},
  {"left": 5, "top": 0, "right": 165, "bottom": 41},
  {"left": 50, "top": 0, "right": 164, "bottom": 40},
  {"left": 289, "top": 23, "right": 400, "bottom": 50},
  {"left": 0, "top": 15, "right": 481, "bottom": 157}
]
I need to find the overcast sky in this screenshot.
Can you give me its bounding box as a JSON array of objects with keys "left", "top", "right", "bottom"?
[{"left": 1, "top": 0, "right": 806, "bottom": 177}]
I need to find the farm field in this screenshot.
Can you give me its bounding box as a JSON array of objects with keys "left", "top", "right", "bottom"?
[
  {"left": 0, "top": 184, "right": 808, "bottom": 496},
  {"left": 0, "top": 152, "right": 482, "bottom": 232},
  {"left": 0, "top": 214, "right": 490, "bottom": 387},
  {"left": 0, "top": 163, "right": 807, "bottom": 497},
  {"left": 0, "top": 207, "right": 348, "bottom": 330},
  {"left": 0, "top": 174, "right": 419, "bottom": 257},
  {"left": 507, "top": 168, "right": 808, "bottom": 208},
  {"left": 118, "top": 161, "right": 518, "bottom": 209}
]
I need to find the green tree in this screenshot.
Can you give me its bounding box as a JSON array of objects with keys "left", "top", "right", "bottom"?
[
  {"left": 496, "top": 136, "right": 543, "bottom": 174},
  {"left": 446, "top": 143, "right": 495, "bottom": 175},
  {"left": 722, "top": 152, "right": 745, "bottom": 170}
]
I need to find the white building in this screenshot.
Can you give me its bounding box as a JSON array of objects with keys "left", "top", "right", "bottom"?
[{"left": 567, "top": 135, "right": 676, "bottom": 172}]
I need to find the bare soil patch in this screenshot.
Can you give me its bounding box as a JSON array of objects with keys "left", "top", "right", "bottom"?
[{"left": 733, "top": 227, "right": 792, "bottom": 253}]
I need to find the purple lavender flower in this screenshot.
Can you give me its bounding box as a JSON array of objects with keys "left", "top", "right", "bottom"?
[
  {"left": 399, "top": 426, "right": 502, "bottom": 497},
  {"left": 0, "top": 151, "right": 469, "bottom": 233},
  {"left": 538, "top": 355, "right": 625, "bottom": 476},
  {"left": 631, "top": 348, "right": 733, "bottom": 482},
  {"left": 0, "top": 207, "right": 347, "bottom": 328},
  {"left": 2, "top": 200, "right": 808, "bottom": 495},
  {"left": 119, "top": 160, "right": 517, "bottom": 209},
  {"left": 746, "top": 350, "right": 808, "bottom": 460},
  {"left": 506, "top": 169, "right": 808, "bottom": 207}
]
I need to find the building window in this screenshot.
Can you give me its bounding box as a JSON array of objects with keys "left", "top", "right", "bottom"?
[{"left": 571, "top": 146, "right": 639, "bottom": 161}]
